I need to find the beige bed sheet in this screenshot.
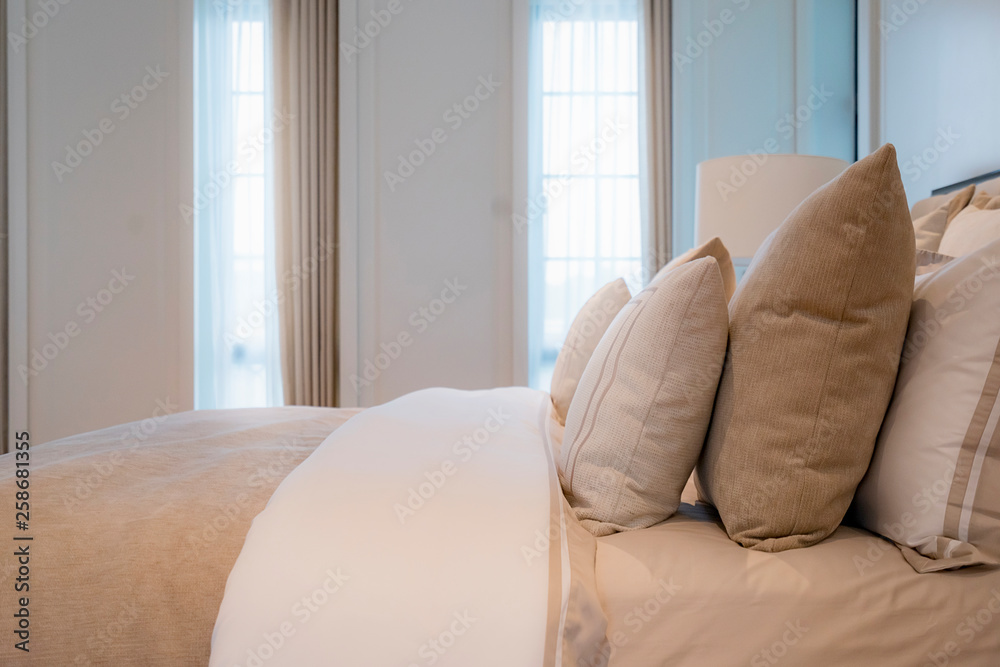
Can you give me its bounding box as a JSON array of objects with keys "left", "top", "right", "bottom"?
[
  {"left": 595, "top": 481, "right": 1000, "bottom": 666},
  {"left": 0, "top": 407, "right": 360, "bottom": 666}
]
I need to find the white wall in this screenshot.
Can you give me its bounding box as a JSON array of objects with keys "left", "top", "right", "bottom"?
[
  {"left": 874, "top": 0, "right": 1000, "bottom": 203},
  {"left": 341, "top": 0, "right": 514, "bottom": 406},
  {"left": 13, "top": 0, "right": 193, "bottom": 443}
]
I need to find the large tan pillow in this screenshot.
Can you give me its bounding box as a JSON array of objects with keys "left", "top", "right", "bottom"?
[
  {"left": 912, "top": 184, "right": 975, "bottom": 252},
  {"left": 652, "top": 237, "right": 737, "bottom": 301},
  {"left": 696, "top": 143, "right": 916, "bottom": 552},
  {"left": 550, "top": 279, "right": 632, "bottom": 425},
  {"left": 560, "top": 258, "right": 729, "bottom": 537},
  {"left": 938, "top": 191, "right": 1000, "bottom": 258}
]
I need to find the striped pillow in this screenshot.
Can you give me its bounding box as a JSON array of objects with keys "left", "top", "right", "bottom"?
[
  {"left": 559, "top": 257, "right": 729, "bottom": 536},
  {"left": 853, "top": 237, "right": 1000, "bottom": 572}
]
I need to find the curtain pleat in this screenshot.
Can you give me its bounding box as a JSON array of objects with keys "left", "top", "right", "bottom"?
[
  {"left": 641, "top": 0, "right": 672, "bottom": 275},
  {"left": 273, "top": 0, "right": 339, "bottom": 406}
]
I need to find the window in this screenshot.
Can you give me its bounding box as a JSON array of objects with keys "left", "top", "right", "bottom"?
[
  {"left": 527, "top": 0, "right": 644, "bottom": 390},
  {"left": 193, "top": 0, "right": 282, "bottom": 408}
]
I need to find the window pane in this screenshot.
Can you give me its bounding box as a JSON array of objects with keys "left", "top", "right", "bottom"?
[
  {"left": 233, "top": 177, "right": 265, "bottom": 257},
  {"left": 232, "top": 21, "right": 265, "bottom": 92},
  {"left": 195, "top": 1, "right": 279, "bottom": 410},
  {"left": 529, "top": 0, "right": 643, "bottom": 389},
  {"left": 235, "top": 94, "right": 265, "bottom": 174}
]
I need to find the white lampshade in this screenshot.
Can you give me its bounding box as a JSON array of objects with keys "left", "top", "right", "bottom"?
[{"left": 694, "top": 154, "right": 849, "bottom": 263}]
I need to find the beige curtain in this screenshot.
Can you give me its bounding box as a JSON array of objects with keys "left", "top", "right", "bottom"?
[
  {"left": 272, "top": 0, "right": 339, "bottom": 406},
  {"left": 642, "top": 0, "right": 672, "bottom": 277}
]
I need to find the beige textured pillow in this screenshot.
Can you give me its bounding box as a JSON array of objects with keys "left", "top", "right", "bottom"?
[
  {"left": 853, "top": 239, "right": 1000, "bottom": 572},
  {"left": 696, "top": 143, "right": 916, "bottom": 552},
  {"left": 560, "top": 257, "right": 729, "bottom": 537},
  {"left": 910, "top": 193, "right": 949, "bottom": 221},
  {"left": 652, "top": 237, "right": 737, "bottom": 301},
  {"left": 912, "top": 184, "right": 975, "bottom": 252},
  {"left": 938, "top": 191, "right": 1000, "bottom": 258},
  {"left": 550, "top": 279, "right": 631, "bottom": 425}
]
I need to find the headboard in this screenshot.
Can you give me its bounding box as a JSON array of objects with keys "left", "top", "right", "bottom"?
[{"left": 932, "top": 169, "right": 1000, "bottom": 195}]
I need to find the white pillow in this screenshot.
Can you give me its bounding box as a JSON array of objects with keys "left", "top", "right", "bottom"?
[
  {"left": 550, "top": 279, "right": 631, "bottom": 425},
  {"left": 559, "top": 257, "right": 729, "bottom": 536},
  {"left": 853, "top": 238, "right": 1000, "bottom": 572},
  {"left": 939, "top": 191, "right": 1000, "bottom": 257}
]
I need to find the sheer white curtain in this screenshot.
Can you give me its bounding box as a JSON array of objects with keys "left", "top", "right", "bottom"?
[
  {"left": 193, "top": 0, "right": 282, "bottom": 408},
  {"left": 527, "top": 0, "right": 646, "bottom": 390}
]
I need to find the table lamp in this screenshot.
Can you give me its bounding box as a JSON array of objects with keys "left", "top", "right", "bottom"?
[{"left": 694, "top": 154, "right": 850, "bottom": 279}]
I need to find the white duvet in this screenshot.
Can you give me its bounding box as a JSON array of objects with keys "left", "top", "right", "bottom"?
[{"left": 210, "top": 387, "right": 607, "bottom": 667}]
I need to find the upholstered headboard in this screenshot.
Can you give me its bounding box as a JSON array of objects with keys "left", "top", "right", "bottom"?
[
  {"left": 909, "top": 169, "right": 1000, "bottom": 220},
  {"left": 931, "top": 168, "right": 1000, "bottom": 195}
]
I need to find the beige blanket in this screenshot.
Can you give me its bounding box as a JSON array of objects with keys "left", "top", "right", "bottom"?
[{"left": 0, "top": 407, "right": 360, "bottom": 666}]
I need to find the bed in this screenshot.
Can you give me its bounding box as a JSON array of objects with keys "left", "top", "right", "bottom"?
[
  {"left": 1, "top": 393, "right": 997, "bottom": 666},
  {"left": 4, "top": 158, "right": 1000, "bottom": 666}
]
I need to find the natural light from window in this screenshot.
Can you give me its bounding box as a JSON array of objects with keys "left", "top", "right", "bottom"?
[{"left": 194, "top": 0, "right": 280, "bottom": 409}]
